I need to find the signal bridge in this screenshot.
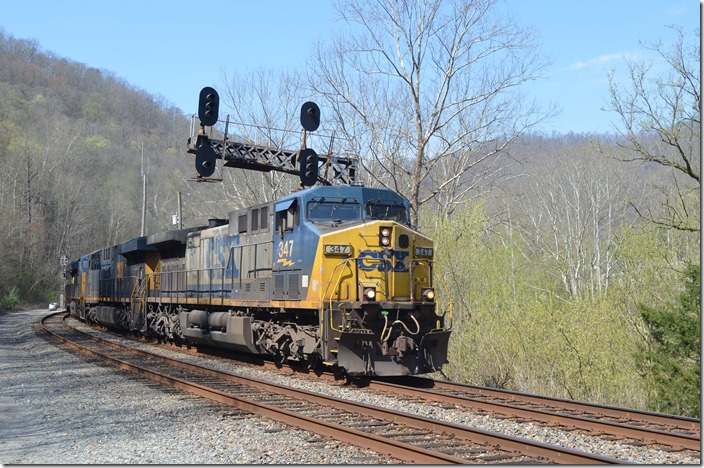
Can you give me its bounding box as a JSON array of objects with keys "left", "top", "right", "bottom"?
[{"left": 187, "top": 87, "right": 359, "bottom": 187}]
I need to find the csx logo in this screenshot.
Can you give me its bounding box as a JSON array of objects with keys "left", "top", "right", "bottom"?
[{"left": 359, "top": 250, "right": 409, "bottom": 272}]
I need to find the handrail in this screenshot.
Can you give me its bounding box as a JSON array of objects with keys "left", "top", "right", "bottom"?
[
  {"left": 325, "top": 259, "right": 355, "bottom": 333},
  {"left": 323, "top": 256, "right": 389, "bottom": 333},
  {"left": 434, "top": 264, "right": 454, "bottom": 330},
  {"left": 89, "top": 255, "right": 452, "bottom": 333},
  {"left": 408, "top": 258, "right": 433, "bottom": 302}
]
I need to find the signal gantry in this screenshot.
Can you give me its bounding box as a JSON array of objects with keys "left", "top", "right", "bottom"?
[{"left": 187, "top": 87, "right": 359, "bottom": 187}]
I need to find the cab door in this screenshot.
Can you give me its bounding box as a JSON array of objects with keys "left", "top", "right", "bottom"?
[{"left": 273, "top": 198, "right": 300, "bottom": 300}]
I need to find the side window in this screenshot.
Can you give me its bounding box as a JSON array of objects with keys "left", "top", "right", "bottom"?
[
  {"left": 251, "top": 208, "right": 260, "bottom": 232},
  {"left": 238, "top": 214, "right": 247, "bottom": 233},
  {"left": 275, "top": 200, "right": 299, "bottom": 232},
  {"left": 260, "top": 206, "right": 269, "bottom": 230}
]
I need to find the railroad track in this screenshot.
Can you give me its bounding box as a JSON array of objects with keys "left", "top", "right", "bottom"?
[
  {"left": 150, "top": 327, "right": 700, "bottom": 452},
  {"left": 366, "top": 377, "right": 701, "bottom": 452},
  {"left": 184, "top": 334, "right": 699, "bottom": 452},
  {"left": 40, "top": 312, "right": 624, "bottom": 464}
]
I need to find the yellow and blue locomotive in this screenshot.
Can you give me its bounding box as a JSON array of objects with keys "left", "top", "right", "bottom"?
[{"left": 64, "top": 89, "right": 451, "bottom": 376}]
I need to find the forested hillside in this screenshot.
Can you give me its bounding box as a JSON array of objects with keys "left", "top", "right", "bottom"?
[
  {"left": 0, "top": 14, "right": 699, "bottom": 420},
  {"left": 0, "top": 31, "right": 236, "bottom": 307}
]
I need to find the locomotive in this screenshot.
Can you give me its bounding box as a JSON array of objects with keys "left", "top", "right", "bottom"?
[{"left": 64, "top": 88, "right": 451, "bottom": 376}]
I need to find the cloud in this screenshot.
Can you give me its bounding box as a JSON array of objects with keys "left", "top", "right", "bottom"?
[{"left": 569, "top": 53, "right": 628, "bottom": 70}]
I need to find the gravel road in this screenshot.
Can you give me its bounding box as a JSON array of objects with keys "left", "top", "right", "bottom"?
[{"left": 1, "top": 309, "right": 699, "bottom": 464}]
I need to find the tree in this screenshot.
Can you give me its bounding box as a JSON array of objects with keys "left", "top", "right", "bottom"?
[
  {"left": 517, "top": 149, "right": 637, "bottom": 300},
  {"left": 637, "top": 263, "right": 700, "bottom": 417},
  {"left": 217, "top": 67, "right": 314, "bottom": 206},
  {"left": 0, "top": 29, "right": 194, "bottom": 306},
  {"left": 307, "top": 0, "right": 552, "bottom": 224},
  {"left": 604, "top": 26, "right": 700, "bottom": 232}
]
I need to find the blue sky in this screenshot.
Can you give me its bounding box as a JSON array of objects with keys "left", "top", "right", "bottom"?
[{"left": 0, "top": 0, "right": 697, "bottom": 134}]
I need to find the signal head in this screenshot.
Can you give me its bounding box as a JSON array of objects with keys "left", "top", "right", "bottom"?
[
  {"left": 299, "top": 148, "right": 319, "bottom": 186},
  {"left": 195, "top": 142, "right": 217, "bottom": 177},
  {"left": 300, "top": 101, "right": 320, "bottom": 132},
  {"left": 198, "top": 86, "right": 220, "bottom": 127}
]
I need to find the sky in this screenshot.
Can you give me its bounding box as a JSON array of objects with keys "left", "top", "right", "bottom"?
[{"left": 0, "top": 0, "right": 698, "bottom": 135}]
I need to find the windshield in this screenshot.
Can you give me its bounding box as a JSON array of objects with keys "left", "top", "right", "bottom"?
[
  {"left": 366, "top": 201, "right": 408, "bottom": 223},
  {"left": 307, "top": 200, "right": 362, "bottom": 222}
]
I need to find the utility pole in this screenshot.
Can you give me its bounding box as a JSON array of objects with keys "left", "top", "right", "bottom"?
[
  {"left": 140, "top": 142, "right": 147, "bottom": 237},
  {"left": 177, "top": 191, "right": 183, "bottom": 229}
]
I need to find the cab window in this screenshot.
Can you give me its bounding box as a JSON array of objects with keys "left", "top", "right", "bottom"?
[
  {"left": 275, "top": 200, "right": 299, "bottom": 231},
  {"left": 307, "top": 200, "right": 361, "bottom": 222},
  {"left": 366, "top": 201, "right": 408, "bottom": 223}
]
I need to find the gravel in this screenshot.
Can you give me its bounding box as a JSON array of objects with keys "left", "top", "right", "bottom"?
[
  {"left": 0, "top": 310, "right": 396, "bottom": 464},
  {"left": 1, "top": 309, "right": 699, "bottom": 464}
]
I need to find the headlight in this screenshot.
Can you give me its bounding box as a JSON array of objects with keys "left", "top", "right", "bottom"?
[
  {"left": 379, "top": 227, "right": 391, "bottom": 247},
  {"left": 422, "top": 288, "right": 435, "bottom": 302},
  {"left": 363, "top": 287, "right": 377, "bottom": 301}
]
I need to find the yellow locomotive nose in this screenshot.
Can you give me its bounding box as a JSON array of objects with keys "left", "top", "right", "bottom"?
[
  {"left": 314, "top": 219, "right": 448, "bottom": 376},
  {"left": 316, "top": 220, "right": 434, "bottom": 304}
]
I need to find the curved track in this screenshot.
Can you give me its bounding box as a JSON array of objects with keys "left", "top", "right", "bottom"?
[
  {"left": 41, "top": 312, "right": 625, "bottom": 464},
  {"left": 157, "top": 329, "right": 699, "bottom": 452},
  {"left": 368, "top": 377, "right": 700, "bottom": 451}
]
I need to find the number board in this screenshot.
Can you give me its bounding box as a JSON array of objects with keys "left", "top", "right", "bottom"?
[
  {"left": 414, "top": 247, "right": 433, "bottom": 257},
  {"left": 324, "top": 244, "right": 352, "bottom": 256}
]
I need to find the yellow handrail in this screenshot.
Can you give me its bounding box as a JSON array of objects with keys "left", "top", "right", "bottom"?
[
  {"left": 130, "top": 274, "right": 150, "bottom": 315},
  {"left": 324, "top": 259, "right": 354, "bottom": 333},
  {"left": 434, "top": 264, "right": 454, "bottom": 330}
]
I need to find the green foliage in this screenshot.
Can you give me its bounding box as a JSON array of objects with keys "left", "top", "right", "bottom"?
[
  {"left": 549, "top": 297, "right": 645, "bottom": 405},
  {"left": 83, "top": 134, "right": 109, "bottom": 150},
  {"left": 637, "top": 263, "right": 700, "bottom": 417},
  {"left": 0, "top": 287, "right": 20, "bottom": 311},
  {"left": 83, "top": 93, "right": 106, "bottom": 121},
  {"left": 423, "top": 201, "right": 689, "bottom": 410},
  {"left": 0, "top": 30, "right": 197, "bottom": 310}
]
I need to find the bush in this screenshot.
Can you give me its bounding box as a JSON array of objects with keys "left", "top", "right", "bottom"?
[
  {"left": 637, "top": 263, "right": 701, "bottom": 417},
  {"left": 1, "top": 287, "right": 20, "bottom": 312}
]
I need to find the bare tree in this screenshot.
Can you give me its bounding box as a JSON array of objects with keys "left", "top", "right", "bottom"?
[
  {"left": 217, "top": 67, "right": 312, "bottom": 205},
  {"left": 518, "top": 150, "right": 637, "bottom": 300},
  {"left": 604, "top": 26, "right": 700, "bottom": 232},
  {"left": 306, "top": 0, "right": 552, "bottom": 224}
]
